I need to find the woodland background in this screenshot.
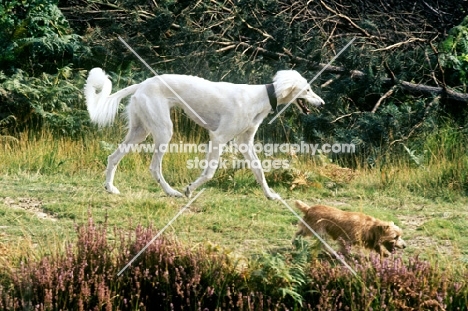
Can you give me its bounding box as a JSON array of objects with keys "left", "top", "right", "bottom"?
[{"left": 1, "top": 0, "right": 467, "bottom": 168}]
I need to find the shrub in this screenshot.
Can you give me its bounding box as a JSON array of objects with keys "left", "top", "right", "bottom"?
[
  {"left": 439, "top": 16, "right": 468, "bottom": 92},
  {"left": 1, "top": 217, "right": 274, "bottom": 310},
  {"left": 0, "top": 67, "right": 89, "bottom": 136},
  {"left": 0, "top": 0, "right": 85, "bottom": 74}
]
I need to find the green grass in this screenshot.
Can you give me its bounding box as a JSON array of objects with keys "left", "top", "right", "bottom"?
[{"left": 1, "top": 125, "right": 468, "bottom": 272}]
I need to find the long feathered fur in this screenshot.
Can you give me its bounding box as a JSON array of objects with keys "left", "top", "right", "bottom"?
[{"left": 273, "top": 70, "right": 306, "bottom": 101}]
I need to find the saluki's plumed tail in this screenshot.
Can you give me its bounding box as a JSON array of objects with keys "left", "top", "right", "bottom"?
[{"left": 84, "top": 67, "right": 138, "bottom": 127}]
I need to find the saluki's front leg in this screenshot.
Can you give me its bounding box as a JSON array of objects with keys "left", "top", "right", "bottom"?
[
  {"left": 237, "top": 131, "right": 280, "bottom": 200},
  {"left": 148, "top": 121, "right": 183, "bottom": 197},
  {"left": 185, "top": 140, "right": 224, "bottom": 198}
]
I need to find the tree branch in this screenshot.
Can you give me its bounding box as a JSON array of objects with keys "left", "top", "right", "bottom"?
[
  {"left": 372, "top": 38, "right": 427, "bottom": 52},
  {"left": 371, "top": 85, "right": 397, "bottom": 113},
  {"left": 211, "top": 41, "right": 468, "bottom": 103}
]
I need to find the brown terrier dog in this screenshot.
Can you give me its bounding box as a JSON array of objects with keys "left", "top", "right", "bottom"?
[{"left": 293, "top": 200, "right": 406, "bottom": 257}]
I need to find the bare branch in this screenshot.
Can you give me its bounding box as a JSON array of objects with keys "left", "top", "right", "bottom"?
[
  {"left": 372, "top": 38, "right": 427, "bottom": 52},
  {"left": 319, "top": 0, "right": 375, "bottom": 38},
  {"left": 371, "top": 85, "right": 397, "bottom": 113}
]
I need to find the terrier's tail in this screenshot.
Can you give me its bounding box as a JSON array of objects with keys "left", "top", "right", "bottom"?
[{"left": 295, "top": 200, "right": 310, "bottom": 214}]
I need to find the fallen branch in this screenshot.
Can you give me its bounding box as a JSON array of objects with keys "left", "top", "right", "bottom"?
[
  {"left": 312, "top": 66, "right": 468, "bottom": 103},
  {"left": 215, "top": 44, "right": 236, "bottom": 53},
  {"left": 212, "top": 41, "right": 468, "bottom": 103},
  {"left": 400, "top": 81, "right": 468, "bottom": 102},
  {"left": 372, "top": 38, "right": 427, "bottom": 52},
  {"left": 371, "top": 85, "right": 397, "bottom": 113},
  {"left": 319, "top": 0, "right": 375, "bottom": 38},
  {"left": 330, "top": 111, "right": 363, "bottom": 123},
  {"left": 321, "top": 75, "right": 341, "bottom": 88}
]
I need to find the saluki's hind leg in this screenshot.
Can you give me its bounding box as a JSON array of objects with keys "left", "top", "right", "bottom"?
[
  {"left": 146, "top": 100, "right": 183, "bottom": 197},
  {"left": 149, "top": 137, "right": 184, "bottom": 197},
  {"left": 105, "top": 122, "right": 148, "bottom": 194}
]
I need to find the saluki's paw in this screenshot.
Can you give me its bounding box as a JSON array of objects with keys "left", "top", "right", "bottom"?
[
  {"left": 184, "top": 186, "right": 192, "bottom": 198},
  {"left": 266, "top": 191, "right": 281, "bottom": 200},
  {"left": 105, "top": 184, "right": 120, "bottom": 194},
  {"left": 167, "top": 190, "right": 184, "bottom": 198}
]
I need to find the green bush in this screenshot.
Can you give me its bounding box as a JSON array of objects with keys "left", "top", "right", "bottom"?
[
  {"left": 439, "top": 16, "right": 468, "bottom": 91},
  {"left": 0, "top": 0, "right": 92, "bottom": 135},
  {"left": 0, "top": 0, "right": 86, "bottom": 73},
  {"left": 0, "top": 66, "right": 89, "bottom": 136}
]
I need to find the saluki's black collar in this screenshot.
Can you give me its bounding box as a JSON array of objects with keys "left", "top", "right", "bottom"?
[{"left": 265, "top": 83, "right": 277, "bottom": 111}]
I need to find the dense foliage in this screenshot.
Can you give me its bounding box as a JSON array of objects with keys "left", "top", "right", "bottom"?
[
  {"left": 0, "top": 0, "right": 83, "bottom": 73},
  {"left": 0, "top": 0, "right": 466, "bottom": 135},
  {"left": 0, "top": 0, "right": 467, "bottom": 154},
  {"left": 439, "top": 16, "right": 468, "bottom": 91},
  {"left": 0, "top": 0, "right": 89, "bottom": 134}
]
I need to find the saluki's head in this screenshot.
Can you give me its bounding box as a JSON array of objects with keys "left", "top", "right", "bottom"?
[{"left": 273, "top": 70, "right": 324, "bottom": 113}]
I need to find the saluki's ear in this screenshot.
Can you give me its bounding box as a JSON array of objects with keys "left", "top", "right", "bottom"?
[{"left": 281, "top": 82, "right": 297, "bottom": 98}]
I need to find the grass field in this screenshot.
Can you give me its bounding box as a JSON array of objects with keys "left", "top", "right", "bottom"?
[{"left": 1, "top": 123, "right": 467, "bottom": 274}]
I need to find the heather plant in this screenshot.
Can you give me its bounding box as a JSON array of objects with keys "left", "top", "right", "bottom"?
[
  {"left": 0, "top": 216, "right": 277, "bottom": 310},
  {"left": 301, "top": 254, "right": 465, "bottom": 310},
  {"left": 1, "top": 216, "right": 467, "bottom": 310}
]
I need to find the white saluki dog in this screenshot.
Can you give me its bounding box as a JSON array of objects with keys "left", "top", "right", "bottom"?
[{"left": 84, "top": 68, "right": 324, "bottom": 199}]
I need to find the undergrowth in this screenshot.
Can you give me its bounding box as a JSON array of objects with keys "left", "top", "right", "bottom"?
[{"left": 0, "top": 217, "right": 466, "bottom": 310}]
